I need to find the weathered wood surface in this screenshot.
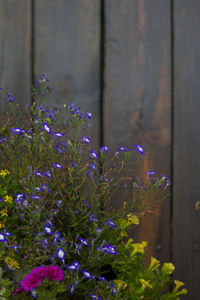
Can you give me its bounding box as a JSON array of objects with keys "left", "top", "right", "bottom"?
[
  {"left": 34, "top": 0, "right": 100, "bottom": 146},
  {"left": 0, "top": 0, "right": 31, "bottom": 108},
  {"left": 173, "top": 0, "right": 200, "bottom": 298},
  {"left": 0, "top": 0, "right": 200, "bottom": 297},
  {"left": 104, "top": 0, "right": 171, "bottom": 263}
]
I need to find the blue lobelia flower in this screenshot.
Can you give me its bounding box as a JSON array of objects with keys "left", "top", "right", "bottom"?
[
  {"left": 145, "top": 169, "right": 157, "bottom": 177},
  {"left": 56, "top": 248, "right": 66, "bottom": 260},
  {"left": 0, "top": 233, "right": 6, "bottom": 242},
  {"left": 82, "top": 270, "right": 94, "bottom": 279},
  {"left": 41, "top": 122, "right": 51, "bottom": 133},
  {"left": 100, "top": 146, "right": 110, "bottom": 153},
  {"left": 66, "top": 261, "right": 80, "bottom": 271},
  {"left": 105, "top": 220, "right": 117, "bottom": 230},
  {"left": 79, "top": 238, "right": 89, "bottom": 246},
  {"left": 89, "top": 151, "right": 99, "bottom": 159},
  {"left": 135, "top": 144, "right": 144, "bottom": 154},
  {"left": 5, "top": 93, "right": 16, "bottom": 103},
  {"left": 52, "top": 163, "right": 63, "bottom": 169},
  {"left": 81, "top": 136, "right": 91, "bottom": 144},
  {"left": 52, "top": 132, "right": 65, "bottom": 138},
  {"left": 116, "top": 146, "right": 131, "bottom": 152},
  {"left": 89, "top": 295, "right": 101, "bottom": 300},
  {"left": 97, "top": 244, "right": 117, "bottom": 255}
]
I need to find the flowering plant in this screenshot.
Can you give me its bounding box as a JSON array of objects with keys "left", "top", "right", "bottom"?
[{"left": 0, "top": 78, "right": 187, "bottom": 299}]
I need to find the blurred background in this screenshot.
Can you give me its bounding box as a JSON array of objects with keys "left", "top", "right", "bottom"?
[{"left": 0, "top": 1, "right": 200, "bottom": 299}]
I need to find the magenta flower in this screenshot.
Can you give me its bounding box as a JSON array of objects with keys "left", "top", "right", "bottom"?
[
  {"left": 20, "top": 265, "right": 64, "bottom": 291},
  {"left": 46, "top": 265, "right": 64, "bottom": 281},
  {"left": 20, "top": 266, "right": 47, "bottom": 291},
  {"left": 11, "top": 286, "right": 25, "bottom": 295},
  {"left": 31, "top": 266, "right": 47, "bottom": 278},
  {"left": 20, "top": 272, "right": 43, "bottom": 291}
]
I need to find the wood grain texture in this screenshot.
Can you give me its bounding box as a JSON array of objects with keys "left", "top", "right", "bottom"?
[
  {"left": 104, "top": 0, "right": 171, "bottom": 262},
  {"left": 173, "top": 1, "right": 200, "bottom": 298},
  {"left": 34, "top": 0, "right": 100, "bottom": 145},
  {"left": 0, "top": 0, "right": 31, "bottom": 107}
]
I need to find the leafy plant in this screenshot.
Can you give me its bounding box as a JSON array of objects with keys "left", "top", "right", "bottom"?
[{"left": 0, "top": 78, "right": 186, "bottom": 299}]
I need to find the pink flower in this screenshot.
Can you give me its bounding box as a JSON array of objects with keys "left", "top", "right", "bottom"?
[
  {"left": 11, "top": 286, "right": 25, "bottom": 295},
  {"left": 21, "top": 272, "right": 43, "bottom": 291},
  {"left": 31, "top": 266, "right": 47, "bottom": 278},
  {"left": 20, "top": 265, "right": 64, "bottom": 291},
  {"left": 20, "top": 267, "right": 47, "bottom": 291},
  {"left": 46, "top": 265, "right": 64, "bottom": 281}
]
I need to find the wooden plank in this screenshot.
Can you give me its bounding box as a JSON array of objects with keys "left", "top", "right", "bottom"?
[
  {"left": 173, "top": 1, "right": 200, "bottom": 298},
  {"left": 34, "top": 0, "right": 100, "bottom": 145},
  {"left": 0, "top": 0, "right": 31, "bottom": 107},
  {"left": 104, "top": 0, "right": 171, "bottom": 263}
]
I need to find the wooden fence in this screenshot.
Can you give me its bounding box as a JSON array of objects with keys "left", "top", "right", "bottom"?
[{"left": 0, "top": 1, "right": 200, "bottom": 299}]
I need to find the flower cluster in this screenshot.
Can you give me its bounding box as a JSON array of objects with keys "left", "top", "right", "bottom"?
[{"left": 0, "top": 78, "right": 186, "bottom": 299}]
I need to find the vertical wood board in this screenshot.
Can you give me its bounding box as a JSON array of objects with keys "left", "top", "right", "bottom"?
[
  {"left": 174, "top": 1, "right": 200, "bottom": 298},
  {"left": 34, "top": 0, "right": 100, "bottom": 145},
  {"left": 104, "top": 0, "right": 171, "bottom": 262},
  {"left": 0, "top": 0, "right": 31, "bottom": 107}
]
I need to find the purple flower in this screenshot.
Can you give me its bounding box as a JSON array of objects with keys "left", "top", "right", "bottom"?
[
  {"left": 11, "top": 244, "right": 18, "bottom": 253},
  {"left": 82, "top": 270, "right": 93, "bottom": 279},
  {"left": 35, "top": 184, "right": 50, "bottom": 193},
  {"left": 55, "top": 145, "right": 64, "bottom": 154},
  {"left": 52, "top": 163, "right": 63, "bottom": 169},
  {"left": 84, "top": 111, "right": 92, "bottom": 119},
  {"left": 89, "top": 214, "right": 98, "bottom": 223},
  {"left": 44, "top": 225, "right": 53, "bottom": 235},
  {"left": 97, "top": 276, "right": 107, "bottom": 283},
  {"left": 100, "top": 146, "right": 110, "bottom": 153},
  {"left": 16, "top": 193, "right": 26, "bottom": 203},
  {"left": 66, "top": 261, "right": 80, "bottom": 271},
  {"left": 81, "top": 136, "right": 91, "bottom": 144},
  {"left": 53, "top": 232, "right": 62, "bottom": 245},
  {"left": 5, "top": 93, "right": 16, "bottom": 103},
  {"left": 97, "top": 244, "right": 117, "bottom": 255},
  {"left": 45, "top": 221, "right": 53, "bottom": 228},
  {"left": 39, "top": 239, "right": 48, "bottom": 249},
  {"left": 89, "top": 163, "right": 97, "bottom": 172},
  {"left": 145, "top": 169, "right": 157, "bottom": 177},
  {"left": 56, "top": 248, "right": 66, "bottom": 260},
  {"left": 79, "top": 238, "right": 89, "bottom": 246},
  {"left": 68, "top": 281, "right": 77, "bottom": 294},
  {"left": 34, "top": 170, "right": 43, "bottom": 177},
  {"left": 41, "top": 122, "right": 51, "bottom": 133},
  {"left": 0, "top": 233, "right": 6, "bottom": 242},
  {"left": 36, "top": 74, "right": 49, "bottom": 84},
  {"left": 10, "top": 128, "right": 27, "bottom": 135},
  {"left": 43, "top": 170, "right": 53, "bottom": 179},
  {"left": 52, "top": 132, "right": 65, "bottom": 138},
  {"left": 0, "top": 137, "right": 8, "bottom": 143},
  {"left": 105, "top": 220, "right": 117, "bottom": 230},
  {"left": 135, "top": 144, "right": 144, "bottom": 154},
  {"left": 90, "top": 295, "right": 101, "bottom": 300},
  {"left": 116, "top": 146, "right": 131, "bottom": 152},
  {"left": 30, "top": 194, "right": 42, "bottom": 201},
  {"left": 4, "top": 229, "right": 12, "bottom": 236},
  {"left": 110, "top": 284, "right": 117, "bottom": 295},
  {"left": 89, "top": 151, "right": 99, "bottom": 159}
]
